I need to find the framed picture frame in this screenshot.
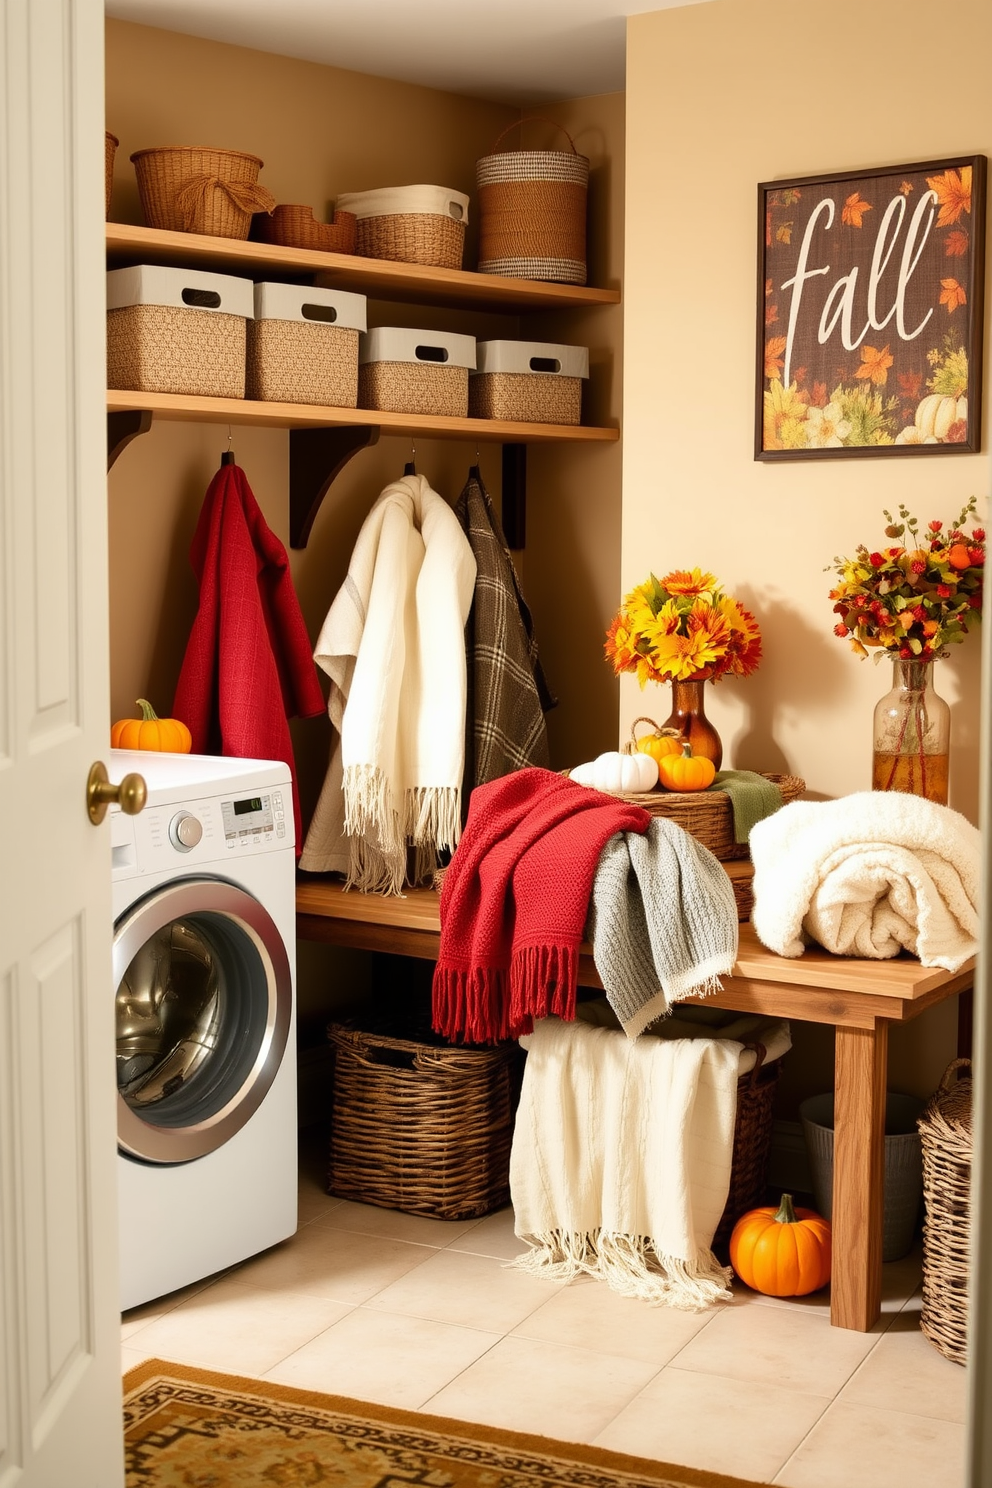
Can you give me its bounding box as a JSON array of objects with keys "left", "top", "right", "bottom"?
[{"left": 756, "top": 155, "right": 986, "bottom": 460}]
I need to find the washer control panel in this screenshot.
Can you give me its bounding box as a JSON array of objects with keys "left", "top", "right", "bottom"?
[{"left": 221, "top": 790, "right": 287, "bottom": 847}]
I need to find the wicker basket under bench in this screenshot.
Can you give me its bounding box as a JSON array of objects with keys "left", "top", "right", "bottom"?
[{"left": 326, "top": 1016, "right": 783, "bottom": 1240}]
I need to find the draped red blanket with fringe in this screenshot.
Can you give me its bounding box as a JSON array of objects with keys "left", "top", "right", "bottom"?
[{"left": 432, "top": 768, "right": 651, "bottom": 1043}]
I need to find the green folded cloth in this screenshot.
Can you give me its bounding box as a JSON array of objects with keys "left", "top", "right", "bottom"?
[{"left": 711, "top": 770, "right": 784, "bottom": 844}]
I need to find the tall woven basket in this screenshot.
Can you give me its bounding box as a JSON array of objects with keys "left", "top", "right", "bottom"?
[
  {"left": 327, "top": 1018, "right": 523, "bottom": 1220},
  {"left": 130, "top": 145, "right": 276, "bottom": 239},
  {"left": 919, "top": 1058, "right": 972, "bottom": 1364},
  {"left": 476, "top": 117, "right": 588, "bottom": 284}
]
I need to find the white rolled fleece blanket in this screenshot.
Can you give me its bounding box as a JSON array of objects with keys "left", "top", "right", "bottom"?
[
  {"left": 749, "top": 791, "right": 980, "bottom": 971},
  {"left": 299, "top": 474, "right": 476, "bottom": 893}
]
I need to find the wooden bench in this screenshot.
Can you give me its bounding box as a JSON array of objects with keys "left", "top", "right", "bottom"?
[{"left": 297, "top": 874, "right": 974, "bottom": 1333}]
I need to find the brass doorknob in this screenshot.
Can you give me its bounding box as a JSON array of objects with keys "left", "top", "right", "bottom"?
[{"left": 87, "top": 760, "right": 148, "bottom": 825}]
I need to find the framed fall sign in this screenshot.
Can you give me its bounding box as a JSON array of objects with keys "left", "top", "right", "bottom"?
[{"left": 757, "top": 156, "right": 986, "bottom": 459}]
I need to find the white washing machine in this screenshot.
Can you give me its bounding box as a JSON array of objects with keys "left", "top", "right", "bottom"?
[{"left": 110, "top": 749, "right": 298, "bottom": 1311}]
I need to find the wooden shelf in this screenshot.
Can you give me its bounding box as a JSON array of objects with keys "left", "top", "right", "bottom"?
[
  {"left": 106, "top": 223, "right": 621, "bottom": 313},
  {"left": 106, "top": 388, "right": 619, "bottom": 444}
]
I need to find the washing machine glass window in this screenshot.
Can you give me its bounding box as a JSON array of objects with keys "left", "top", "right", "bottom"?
[{"left": 114, "top": 877, "right": 292, "bottom": 1164}]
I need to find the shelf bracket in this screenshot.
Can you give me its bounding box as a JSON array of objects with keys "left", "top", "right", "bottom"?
[
  {"left": 289, "top": 425, "right": 380, "bottom": 548},
  {"left": 107, "top": 409, "right": 152, "bottom": 470},
  {"left": 501, "top": 443, "right": 527, "bottom": 550}
]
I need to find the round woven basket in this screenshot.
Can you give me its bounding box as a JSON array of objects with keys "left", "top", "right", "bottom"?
[
  {"left": 476, "top": 116, "right": 588, "bottom": 284},
  {"left": 919, "top": 1058, "right": 972, "bottom": 1365},
  {"left": 258, "top": 204, "right": 357, "bottom": 255},
  {"left": 130, "top": 144, "right": 275, "bottom": 239},
  {"left": 610, "top": 773, "right": 805, "bottom": 861},
  {"left": 105, "top": 132, "right": 118, "bottom": 219}
]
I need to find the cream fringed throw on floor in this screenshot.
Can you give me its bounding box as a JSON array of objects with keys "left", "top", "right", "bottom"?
[
  {"left": 299, "top": 474, "right": 476, "bottom": 892},
  {"left": 587, "top": 818, "right": 739, "bottom": 1038},
  {"left": 749, "top": 791, "right": 980, "bottom": 971},
  {"left": 511, "top": 1017, "right": 740, "bottom": 1310}
]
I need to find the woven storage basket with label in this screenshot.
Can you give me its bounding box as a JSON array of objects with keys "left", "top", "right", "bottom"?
[
  {"left": 337, "top": 185, "right": 468, "bottom": 269},
  {"left": 358, "top": 326, "right": 476, "bottom": 417},
  {"left": 476, "top": 118, "right": 589, "bottom": 284},
  {"left": 246, "top": 282, "right": 366, "bottom": 406},
  {"left": 327, "top": 1017, "right": 523, "bottom": 1220},
  {"left": 919, "top": 1058, "right": 972, "bottom": 1364},
  {"left": 107, "top": 264, "right": 253, "bottom": 399},
  {"left": 131, "top": 145, "right": 276, "bottom": 239},
  {"left": 469, "top": 339, "right": 588, "bottom": 424}
]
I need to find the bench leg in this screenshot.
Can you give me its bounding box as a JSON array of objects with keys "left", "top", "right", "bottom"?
[{"left": 830, "top": 1022, "right": 888, "bottom": 1330}]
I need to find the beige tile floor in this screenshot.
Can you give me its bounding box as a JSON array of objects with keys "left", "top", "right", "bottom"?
[{"left": 121, "top": 1133, "right": 967, "bottom": 1487}]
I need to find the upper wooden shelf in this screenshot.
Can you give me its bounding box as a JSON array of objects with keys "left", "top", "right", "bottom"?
[
  {"left": 105, "top": 223, "right": 622, "bottom": 313},
  {"left": 106, "top": 388, "right": 620, "bottom": 444}
]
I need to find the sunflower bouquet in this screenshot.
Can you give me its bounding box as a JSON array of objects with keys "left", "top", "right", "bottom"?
[
  {"left": 605, "top": 569, "right": 763, "bottom": 685},
  {"left": 828, "top": 500, "right": 985, "bottom": 661}
]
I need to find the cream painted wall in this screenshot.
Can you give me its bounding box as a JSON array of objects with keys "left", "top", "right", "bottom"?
[
  {"left": 624, "top": 0, "right": 989, "bottom": 825},
  {"left": 624, "top": 0, "right": 989, "bottom": 1104}
]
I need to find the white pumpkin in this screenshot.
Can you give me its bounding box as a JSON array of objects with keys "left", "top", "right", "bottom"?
[
  {"left": 914, "top": 393, "right": 967, "bottom": 441},
  {"left": 570, "top": 750, "right": 659, "bottom": 794}
]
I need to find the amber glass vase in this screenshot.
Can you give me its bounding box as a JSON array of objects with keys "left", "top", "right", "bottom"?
[
  {"left": 662, "top": 677, "right": 723, "bottom": 769},
  {"left": 871, "top": 658, "right": 950, "bottom": 805}
]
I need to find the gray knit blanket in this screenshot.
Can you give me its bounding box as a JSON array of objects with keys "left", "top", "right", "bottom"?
[{"left": 587, "top": 818, "right": 739, "bottom": 1037}]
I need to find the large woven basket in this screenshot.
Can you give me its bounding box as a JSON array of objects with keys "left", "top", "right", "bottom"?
[
  {"left": 131, "top": 144, "right": 276, "bottom": 239},
  {"left": 105, "top": 132, "right": 118, "bottom": 218},
  {"left": 327, "top": 1018, "right": 523, "bottom": 1220},
  {"left": 919, "top": 1058, "right": 972, "bottom": 1365},
  {"left": 714, "top": 1044, "right": 784, "bottom": 1250},
  {"left": 257, "top": 204, "right": 357, "bottom": 254},
  {"left": 584, "top": 773, "right": 806, "bottom": 862},
  {"left": 476, "top": 117, "right": 588, "bottom": 284}
]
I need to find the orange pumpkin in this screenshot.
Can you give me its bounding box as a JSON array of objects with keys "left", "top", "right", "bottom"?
[
  {"left": 657, "top": 741, "right": 716, "bottom": 792},
  {"left": 111, "top": 698, "right": 192, "bottom": 754},
  {"left": 729, "top": 1193, "right": 832, "bottom": 1297},
  {"left": 631, "top": 717, "right": 685, "bottom": 766}
]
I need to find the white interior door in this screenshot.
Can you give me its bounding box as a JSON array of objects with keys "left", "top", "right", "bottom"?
[{"left": 0, "top": 3, "right": 124, "bottom": 1485}]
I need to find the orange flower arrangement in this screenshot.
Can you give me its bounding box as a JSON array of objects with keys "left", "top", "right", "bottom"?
[{"left": 605, "top": 569, "right": 763, "bottom": 685}]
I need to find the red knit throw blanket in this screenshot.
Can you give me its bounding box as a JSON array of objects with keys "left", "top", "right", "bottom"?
[{"left": 432, "top": 768, "right": 651, "bottom": 1042}]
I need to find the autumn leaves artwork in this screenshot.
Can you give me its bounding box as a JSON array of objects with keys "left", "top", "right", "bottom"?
[{"left": 756, "top": 156, "right": 986, "bottom": 458}]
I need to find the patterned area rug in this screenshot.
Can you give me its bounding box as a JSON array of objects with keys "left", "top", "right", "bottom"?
[{"left": 123, "top": 1359, "right": 765, "bottom": 1488}]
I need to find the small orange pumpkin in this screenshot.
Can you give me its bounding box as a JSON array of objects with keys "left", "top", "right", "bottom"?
[
  {"left": 111, "top": 698, "right": 192, "bottom": 754},
  {"left": 729, "top": 1193, "right": 832, "bottom": 1297},
  {"left": 657, "top": 741, "right": 716, "bottom": 792},
  {"left": 631, "top": 716, "right": 685, "bottom": 766}
]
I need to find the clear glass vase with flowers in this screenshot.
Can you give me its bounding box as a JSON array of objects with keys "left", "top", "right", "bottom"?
[
  {"left": 828, "top": 500, "right": 985, "bottom": 804},
  {"left": 604, "top": 569, "right": 762, "bottom": 770}
]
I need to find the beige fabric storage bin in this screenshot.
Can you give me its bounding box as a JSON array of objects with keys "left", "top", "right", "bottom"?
[
  {"left": 358, "top": 327, "right": 476, "bottom": 417},
  {"left": 469, "top": 339, "right": 588, "bottom": 424},
  {"left": 336, "top": 185, "right": 469, "bottom": 269},
  {"left": 107, "top": 264, "right": 253, "bottom": 399},
  {"left": 246, "top": 282, "right": 367, "bottom": 406}
]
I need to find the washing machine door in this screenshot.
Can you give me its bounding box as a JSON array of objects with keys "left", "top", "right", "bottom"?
[{"left": 113, "top": 877, "right": 292, "bottom": 1164}]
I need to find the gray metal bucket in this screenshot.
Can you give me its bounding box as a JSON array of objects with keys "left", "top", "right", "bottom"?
[{"left": 799, "top": 1092, "right": 924, "bottom": 1262}]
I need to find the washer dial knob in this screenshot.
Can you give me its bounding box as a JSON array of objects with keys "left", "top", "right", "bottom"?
[{"left": 169, "top": 811, "right": 203, "bottom": 852}]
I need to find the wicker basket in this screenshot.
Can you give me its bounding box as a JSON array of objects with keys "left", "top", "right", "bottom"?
[
  {"left": 476, "top": 117, "right": 589, "bottom": 284},
  {"left": 105, "top": 132, "right": 118, "bottom": 218},
  {"left": 470, "top": 371, "right": 580, "bottom": 424},
  {"left": 327, "top": 1018, "right": 523, "bottom": 1220},
  {"left": 714, "top": 1043, "right": 784, "bottom": 1250},
  {"left": 919, "top": 1058, "right": 972, "bottom": 1365},
  {"left": 107, "top": 264, "right": 252, "bottom": 399},
  {"left": 337, "top": 186, "right": 468, "bottom": 270},
  {"left": 246, "top": 282, "right": 366, "bottom": 407},
  {"left": 131, "top": 144, "right": 276, "bottom": 239},
  {"left": 257, "top": 204, "right": 357, "bottom": 254}
]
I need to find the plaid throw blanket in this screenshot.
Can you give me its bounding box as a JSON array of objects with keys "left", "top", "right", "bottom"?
[{"left": 454, "top": 471, "right": 555, "bottom": 790}]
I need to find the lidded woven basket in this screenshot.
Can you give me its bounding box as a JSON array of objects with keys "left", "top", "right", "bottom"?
[
  {"left": 919, "top": 1058, "right": 972, "bottom": 1365},
  {"left": 476, "top": 117, "right": 588, "bottom": 284},
  {"left": 131, "top": 144, "right": 276, "bottom": 239}
]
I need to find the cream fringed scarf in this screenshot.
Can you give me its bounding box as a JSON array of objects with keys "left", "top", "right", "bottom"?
[
  {"left": 511, "top": 1017, "right": 740, "bottom": 1310},
  {"left": 299, "top": 474, "right": 476, "bottom": 893}
]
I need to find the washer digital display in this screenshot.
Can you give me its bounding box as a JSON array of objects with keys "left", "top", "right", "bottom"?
[{"left": 221, "top": 794, "right": 274, "bottom": 840}]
